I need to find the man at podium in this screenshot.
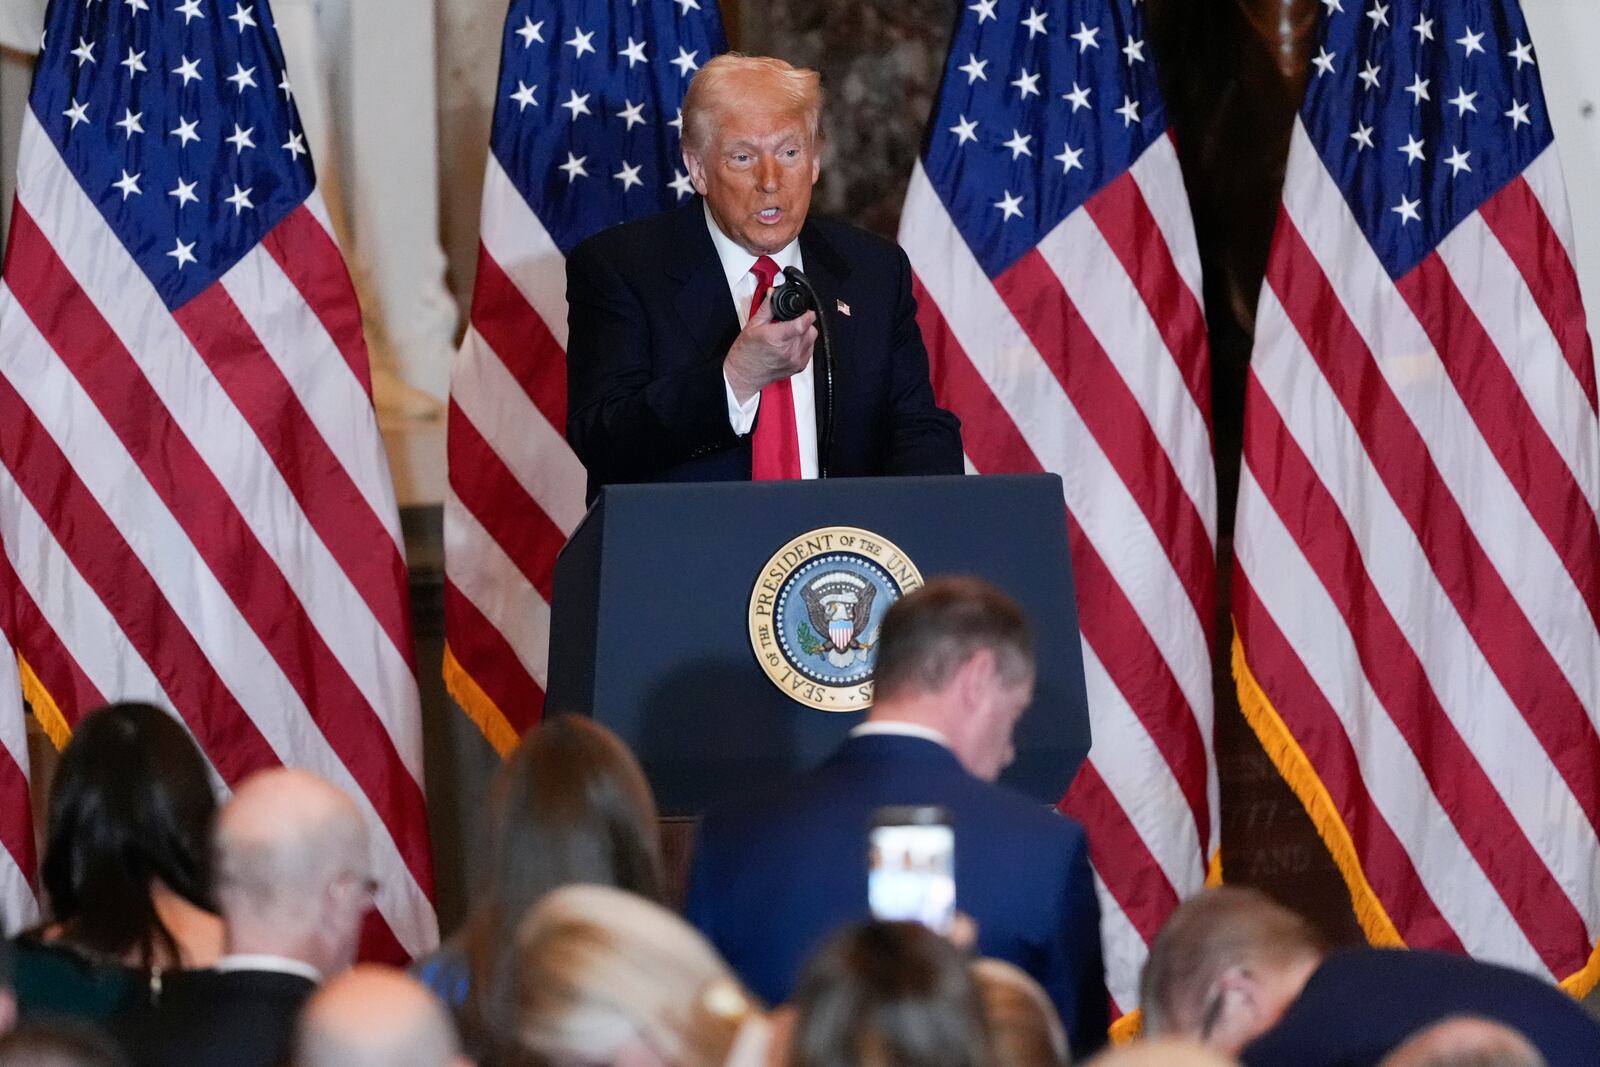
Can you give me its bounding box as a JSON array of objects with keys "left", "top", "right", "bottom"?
[{"left": 565, "top": 55, "right": 962, "bottom": 502}]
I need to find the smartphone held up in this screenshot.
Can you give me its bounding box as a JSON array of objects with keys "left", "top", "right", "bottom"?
[{"left": 868, "top": 805, "right": 955, "bottom": 936}]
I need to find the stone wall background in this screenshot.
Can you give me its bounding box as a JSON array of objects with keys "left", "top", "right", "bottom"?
[{"left": 738, "top": 0, "right": 953, "bottom": 237}]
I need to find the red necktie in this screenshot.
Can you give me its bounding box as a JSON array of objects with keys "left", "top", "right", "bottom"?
[{"left": 748, "top": 256, "right": 802, "bottom": 480}]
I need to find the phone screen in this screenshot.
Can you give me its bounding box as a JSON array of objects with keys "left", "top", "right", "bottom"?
[{"left": 868, "top": 806, "right": 955, "bottom": 935}]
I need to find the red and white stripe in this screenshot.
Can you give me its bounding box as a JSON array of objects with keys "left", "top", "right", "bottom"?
[
  {"left": 1234, "top": 120, "right": 1600, "bottom": 982},
  {"left": 0, "top": 111, "right": 437, "bottom": 961},
  {"left": 900, "top": 131, "right": 1218, "bottom": 1021},
  {"left": 0, "top": 626, "right": 38, "bottom": 935},
  {"left": 444, "top": 154, "right": 587, "bottom": 752}
]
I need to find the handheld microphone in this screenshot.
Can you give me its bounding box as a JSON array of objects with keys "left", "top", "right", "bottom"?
[
  {"left": 765, "top": 266, "right": 835, "bottom": 477},
  {"left": 767, "top": 269, "right": 812, "bottom": 323}
]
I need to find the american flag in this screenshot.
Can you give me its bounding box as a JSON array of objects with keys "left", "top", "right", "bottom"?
[
  {"left": 1233, "top": 0, "right": 1600, "bottom": 989},
  {"left": 0, "top": 625, "right": 37, "bottom": 934},
  {"left": 0, "top": 0, "right": 437, "bottom": 960},
  {"left": 444, "top": 0, "right": 724, "bottom": 753},
  {"left": 898, "top": 0, "right": 1217, "bottom": 1029}
]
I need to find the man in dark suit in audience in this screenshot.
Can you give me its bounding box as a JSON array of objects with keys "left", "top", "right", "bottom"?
[
  {"left": 686, "top": 577, "right": 1108, "bottom": 1059},
  {"left": 112, "top": 768, "right": 374, "bottom": 1067},
  {"left": 1140, "top": 887, "right": 1600, "bottom": 1067},
  {"left": 0, "top": 938, "right": 14, "bottom": 1039},
  {"left": 565, "top": 54, "right": 962, "bottom": 502}
]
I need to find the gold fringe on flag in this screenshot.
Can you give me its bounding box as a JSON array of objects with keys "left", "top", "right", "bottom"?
[
  {"left": 442, "top": 643, "right": 522, "bottom": 758},
  {"left": 1232, "top": 627, "right": 1600, "bottom": 998},
  {"left": 1230, "top": 628, "right": 1402, "bottom": 948},
  {"left": 17, "top": 655, "right": 71, "bottom": 751}
]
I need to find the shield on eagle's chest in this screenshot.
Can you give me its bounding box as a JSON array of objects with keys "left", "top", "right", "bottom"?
[{"left": 830, "top": 615, "right": 855, "bottom": 651}]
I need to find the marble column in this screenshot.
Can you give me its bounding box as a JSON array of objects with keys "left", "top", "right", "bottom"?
[
  {"left": 1525, "top": 0, "right": 1600, "bottom": 331},
  {"left": 278, "top": 0, "right": 458, "bottom": 504},
  {"left": 435, "top": 0, "right": 505, "bottom": 334},
  {"left": 0, "top": 0, "right": 46, "bottom": 252}
]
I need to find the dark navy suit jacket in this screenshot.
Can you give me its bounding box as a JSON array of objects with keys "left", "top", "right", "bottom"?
[
  {"left": 108, "top": 967, "right": 315, "bottom": 1067},
  {"left": 1241, "top": 948, "right": 1600, "bottom": 1067},
  {"left": 565, "top": 199, "right": 963, "bottom": 502},
  {"left": 685, "top": 733, "right": 1109, "bottom": 1060}
]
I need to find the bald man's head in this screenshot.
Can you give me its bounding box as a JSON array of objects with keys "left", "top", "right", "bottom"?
[
  {"left": 295, "top": 966, "right": 466, "bottom": 1067},
  {"left": 215, "top": 768, "right": 372, "bottom": 975},
  {"left": 1379, "top": 1017, "right": 1547, "bottom": 1067},
  {"left": 1082, "top": 1038, "right": 1241, "bottom": 1067}
]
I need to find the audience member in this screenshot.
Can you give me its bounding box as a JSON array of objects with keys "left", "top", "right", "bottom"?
[
  {"left": 0, "top": 1021, "right": 127, "bottom": 1067},
  {"left": 423, "top": 715, "right": 661, "bottom": 1059},
  {"left": 12, "top": 703, "right": 222, "bottom": 1022},
  {"left": 1378, "top": 1017, "right": 1548, "bottom": 1067},
  {"left": 1080, "top": 1039, "right": 1237, "bottom": 1067},
  {"left": 789, "top": 921, "right": 991, "bottom": 1067},
  {"left": 111, "top": 768, "right": 373, "bottom": 1067},
  {"left": 687, "top": 577, "right": 1106, "bottom": 1057},
  {"left": 973, "top": 958, "right": 1068, "bottom": 1067},
  {"left": 0, "top": 939, "right": 13, "bottom": 1037},
  {"left": 512, "top": 883, "right": 770, "bottom": 1067},
  {"left": 1139, "top": 888, "right": 1600, "bottom": 1067},
  {"left": 295, "top": 964, "right": 468, "bottom": 1067}
]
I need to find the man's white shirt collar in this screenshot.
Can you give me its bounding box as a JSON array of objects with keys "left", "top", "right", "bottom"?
[
  {"left": 703, "top": 200, "right": 803, "bottom": 302},
  {"left": 850, "top": 721, "right": 953, "bottom": 750},
  {"left": 214, "top": 953, "right": 323, "bottom": 983}
]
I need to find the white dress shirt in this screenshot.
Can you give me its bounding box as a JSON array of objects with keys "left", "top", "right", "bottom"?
[
  {"left": 706, "top": 203, "right": 819, "bottom": 479},
  {"left": 213, "top": 953, "right": 324, "bottom": 983}
]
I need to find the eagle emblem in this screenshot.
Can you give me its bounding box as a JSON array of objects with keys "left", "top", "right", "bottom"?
[
  {"left": 749, "top": 527, "right": 924, "bottom": 710},
  {"left": 799, "top": 572, "right": 879, "bottom": 668}
]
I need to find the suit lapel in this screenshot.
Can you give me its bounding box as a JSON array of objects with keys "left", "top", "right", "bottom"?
[
  {"left": 664, "top": 200, "right": 740, "bottom": 359},
  {"left": 799, "top": 223, "right": 853, "bottom": 465}
]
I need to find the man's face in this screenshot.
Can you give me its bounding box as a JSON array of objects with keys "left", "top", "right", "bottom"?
[
  {"left": 967, "top": 667, "right": 1034, "bottom": 782},
  {"left": 685, "top": 94, "right": 820, "bottom": 257}
]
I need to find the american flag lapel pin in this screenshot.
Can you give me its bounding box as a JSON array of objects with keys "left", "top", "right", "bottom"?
[{"left": 836, "top": 299, "right": 851, "bottom": 317}]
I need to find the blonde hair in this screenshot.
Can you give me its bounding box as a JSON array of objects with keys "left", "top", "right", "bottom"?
[
  {"left": 513, "top": 884, "right": 761, "bottom": 1067},
  {"left": 972, "top": 959, "right": 1069, "bottom": 1067},
  {"left": 681, "top": 54, "right": 822, "bottom": 157}
]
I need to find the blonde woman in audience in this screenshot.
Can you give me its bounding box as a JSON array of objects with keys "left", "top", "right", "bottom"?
[
  {"left": 510, "top": 884, "right": 771, "bottom": 1067},
  {"left": 973, "top": 959, "right": 1069, "bottom": 1067}
]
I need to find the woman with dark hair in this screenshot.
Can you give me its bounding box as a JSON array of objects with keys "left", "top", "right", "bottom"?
[
  {"left": 12, "top": 702, "right": 221, "bottom": 1022},
  {"left": 790, "top": 921, "right": 993, "bottom": 1067},
  {"left": 414, "top": 713, "right": 662, "bottom": 1063}
]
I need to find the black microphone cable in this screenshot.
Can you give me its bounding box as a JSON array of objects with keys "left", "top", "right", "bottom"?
[{"left": 769, "top": 266, "right": 834, "bottom": 477}]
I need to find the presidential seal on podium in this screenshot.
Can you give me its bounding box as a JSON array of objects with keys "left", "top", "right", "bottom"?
[{"left": 748, "top": 527, "right": 925, "bottom": 710}]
